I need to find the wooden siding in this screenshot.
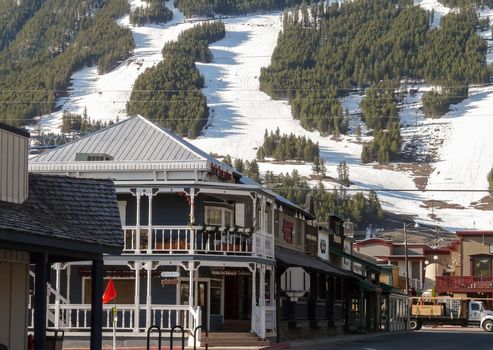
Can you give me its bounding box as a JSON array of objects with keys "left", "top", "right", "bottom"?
[
  {"left": 461, "top": 235, "right": 493, "bottom": 276},
  {"left": 0, "top": 128, "right": 28, "bottom": 204},
  {"left": 0, "top": 249, "right": 29, "bottom": 350}
]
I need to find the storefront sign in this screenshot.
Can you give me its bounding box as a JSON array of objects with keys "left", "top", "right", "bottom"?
[
  {"left": 283, "top": 220, "right": 294, "bottom": 243},
  {"left": 161, "top": 271, "right": 180, "bottom": 278},
  {"left": 280, "top": 267, "right": 310, "bottom": 300},
  {"left": 211, "top": 269, "right": 251, "bottom": 277},
  {"left": 161, "top": 278, "right": 178, "bottom": 286},
  {"left": 318, "top": 231, "right": 329, "bottom": 261},
  {"left": 352, "top": 262, "right": 364, "bottom": 276},
  {"left": 343, "top": 240, "right": 352, "bottom": 271}
]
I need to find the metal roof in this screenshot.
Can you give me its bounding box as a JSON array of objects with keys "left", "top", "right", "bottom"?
[
  {"left": 275, "top": 246, "right": 349, "bottom": 276},
  {"left": 31, "top": 116, "right": 232, "bottom": 171}
]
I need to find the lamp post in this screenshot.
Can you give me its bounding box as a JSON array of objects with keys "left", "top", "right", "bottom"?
[{"left": 403, "top": 222, "right": 418, "bottom": 294}]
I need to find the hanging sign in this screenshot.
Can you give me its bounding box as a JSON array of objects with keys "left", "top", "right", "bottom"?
[
  {"left": 160, "top": 271, "right": 180, "bottom": 278},
  {"left": 161, "top": 278, "right": 178, "bottom": 286}
]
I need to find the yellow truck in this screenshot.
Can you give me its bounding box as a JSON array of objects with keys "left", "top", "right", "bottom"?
[{"left": 409, "top": 297, "right": 493, "bottom": 332}]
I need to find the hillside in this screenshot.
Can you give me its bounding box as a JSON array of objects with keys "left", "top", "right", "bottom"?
[{"left": 4, "top": 0, "right": 493, "bottom": 231}]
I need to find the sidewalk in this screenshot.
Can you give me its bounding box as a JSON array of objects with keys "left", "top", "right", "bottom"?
[{"left": 263, "top": 331, "right": 411, "bottom": 349}]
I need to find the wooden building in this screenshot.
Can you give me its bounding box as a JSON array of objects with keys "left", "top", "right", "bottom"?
[{"left": 0, "top": 123, "right": 123, "bottom": 350}]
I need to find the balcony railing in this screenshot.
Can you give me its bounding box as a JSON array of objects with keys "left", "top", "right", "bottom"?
[
  {"left": 436, "top": 276, "right": 493, "bottom": 292},
  {"left": 123, "top": 225, "right": 274, "bottom": 259}
]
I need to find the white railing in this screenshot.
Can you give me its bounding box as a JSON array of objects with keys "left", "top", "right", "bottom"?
[
  {"left": 29, "top": 304, "right": 195, "bottom": 332},
  {"left": 253, "top": 305, "right": 275, "bottom": 339},
  {"left": 123, "top": 225, "right": 275, "bottom": 258},
  {"left": 252, "top": 232, "right": 274, "bottom": 259}
]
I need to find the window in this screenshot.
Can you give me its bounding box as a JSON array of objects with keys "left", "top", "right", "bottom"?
[
  {"left": 84, "top": 278, "right": 134, "bottom": 304},
  {"left": 472, "top": 256, "right": 492, "bottom": 277},
  {"left": 471, "top": 303, "right": 480, "bottom": 311},
  {"left": 76, "top": 153, "right": 113, "bottom": 161},
  {"left": 210, "top": 280, "right": 222, "bottom": 315},
  {"left": 205, "top": 204, "right": 234, "bottom": 227}
]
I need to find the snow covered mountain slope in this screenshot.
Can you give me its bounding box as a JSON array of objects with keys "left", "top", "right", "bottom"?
[{"left": 32, "top": 0, "right": 493, "bottom": 231}]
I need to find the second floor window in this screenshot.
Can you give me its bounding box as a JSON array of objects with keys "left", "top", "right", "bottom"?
[
  {"left": 205, "top": 204, "right": 234, "bottom": 227},
  {"left": 472, "top": 255, "right": 492, "bottom": 278}
]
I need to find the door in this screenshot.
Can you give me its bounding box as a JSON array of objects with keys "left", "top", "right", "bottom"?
[
  {"left": 198, "top": 281, "right": 208, "bottom": 329},
  {"left": 469, "top": 302, "right": 483, "bottom": 322},
  {"left": 224, "top": 276, "right": 239, "bottom": 319}
]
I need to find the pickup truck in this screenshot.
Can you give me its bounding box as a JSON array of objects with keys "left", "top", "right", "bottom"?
[{"left": 409, "top": 297, "right": 493, "bottom": 332}]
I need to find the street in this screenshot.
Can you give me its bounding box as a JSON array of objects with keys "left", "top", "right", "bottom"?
[{"left": 290, "top": 328, "right": 493, "bottom": 350}]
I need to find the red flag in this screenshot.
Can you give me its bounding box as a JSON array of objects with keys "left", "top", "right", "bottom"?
[{"left": 102, "top": 278, "right": 117, "bottom": 304}]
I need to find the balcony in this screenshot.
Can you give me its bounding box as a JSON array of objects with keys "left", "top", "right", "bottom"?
[
  {"left": 123, "top": 225, "right": 274, "bottom": 259},
  {"left": 436, "top": 276, "right": 493, "bottom": 293}
]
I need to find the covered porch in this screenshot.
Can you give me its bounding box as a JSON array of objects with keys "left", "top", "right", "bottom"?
[{"left": 32, "top": 255, "right": 276, "bottom": 343}]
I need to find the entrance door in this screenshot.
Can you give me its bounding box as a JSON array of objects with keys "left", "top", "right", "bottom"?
[
  {"left": 198, "top": 281, "right": 208, "bottom": 329},
  {"left": 224, "top": 276, "right": 239, "bottom": 319}
]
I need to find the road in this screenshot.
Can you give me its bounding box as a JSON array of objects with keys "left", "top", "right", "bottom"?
[{"left": 290, "top": 328, "right": 493, "bottom": 350}]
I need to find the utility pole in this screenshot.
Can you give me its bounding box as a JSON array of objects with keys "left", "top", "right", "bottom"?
[{"left": 404, "top": 223, "right": 409, "bottom": 295}]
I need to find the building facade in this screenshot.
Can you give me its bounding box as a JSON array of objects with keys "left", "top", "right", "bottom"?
[{"left": 30, "top": 116, "right": 319, "bottom": 344}]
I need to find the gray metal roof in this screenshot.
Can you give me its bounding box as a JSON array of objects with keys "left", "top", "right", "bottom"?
[{"left": 31, "top": 116, "right": 230, "bottom": 169}]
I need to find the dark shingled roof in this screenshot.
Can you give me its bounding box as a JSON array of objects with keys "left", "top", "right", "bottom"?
[
  {"left": 0, "top": 174, "right": 123, "bottom": 253},
  {"left": 275, "top": 246, "right": 349, "bottom": 276}
]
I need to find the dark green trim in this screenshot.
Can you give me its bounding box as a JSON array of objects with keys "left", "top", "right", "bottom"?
[{"left": 329, "top": 247, "right": 386, "bottom": 273}]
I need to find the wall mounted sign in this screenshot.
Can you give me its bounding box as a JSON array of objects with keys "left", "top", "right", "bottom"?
[
  {"left": 161, "top": 271, "right": 180, "bottom": 278},
  {"left": 211, "top": 269, "right": 251, "bottom": 277},
  {"left": 318, "top": 231, "right": 329, "bottom": 261},
  {"left": 283, "top": 220, "right": 294, "bottom": 243}
]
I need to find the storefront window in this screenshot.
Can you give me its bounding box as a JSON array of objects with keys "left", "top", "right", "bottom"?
[{"left": 210, "top": 280, "right": 222, "bottom": 315}]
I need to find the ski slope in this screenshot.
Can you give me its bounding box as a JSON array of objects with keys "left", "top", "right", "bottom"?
[{"left": 33, "top": 0, "right": 493, "bottom": 231}]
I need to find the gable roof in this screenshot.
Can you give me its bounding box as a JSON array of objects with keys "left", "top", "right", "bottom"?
[
  {"left": 0, "top": 173, "right": 123, "bottom": 255},
  {"left": 30, "top": 116, "right": 235, "bottom": 174}
]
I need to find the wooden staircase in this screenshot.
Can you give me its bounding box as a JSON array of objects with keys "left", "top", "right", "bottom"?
[{"left": 202, "top": 332, "right": 270, "bottom": 348}]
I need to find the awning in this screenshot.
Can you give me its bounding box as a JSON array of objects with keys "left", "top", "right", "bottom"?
[
  {"left": 358, "top": 279, "right": 381, "bottom": 292},
  {"left": 329, "top": 247, "right": 387, "bottom": 273},
  {"left": 275, "top": 246, "right": 349, "bottom": 276}
]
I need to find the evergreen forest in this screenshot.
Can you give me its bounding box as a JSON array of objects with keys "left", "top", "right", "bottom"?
[
  {"left": 174, "top": 0, "right": 303, "bottom": 17},
  {"left": 126, "top": 21, "right": 226, "bottom": 138},
  {"left": 259, "top": 0, "right": 489, "bottom": 163},
  {"left": 263, "top": 170, "right": 384, "bottom": 227},
  {"left": 130, "top": 0, "right": 173, "bottom": 26},
  {"left": 256, "top": 128, "right": 319, "bottom": 161},
  {"left": 0, "top": 0, "right": 134, "bottom": 126}
]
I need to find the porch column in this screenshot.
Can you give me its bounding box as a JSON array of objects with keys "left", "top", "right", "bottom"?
[
  {"left": 188, "top": 262, "right": 195, "bottom": 307},
  {"left": 90, "top": 259, "right": 104, "bottom": 350},
  {"left": 251, "top": 264, "right": 257, "bottom": 333},
  {"left": 146, "top": 261, "right": 152, "bottom": 329},
  {"left": 134, "top": 262, "right": 141, "bottom": 332},
  {"left": 136, "top": 191, "right": 141, "bottom": 253},
  {"left": 269, "top": 267, "right": 275, "bottom": 307},
  {"left": 252, "top": 195, "right": 257, "bottom": 230},
  {"left": 194, "top": 269, "right": 199, "bottom": 307},
  {"left": 54, "top": 263, "right": 61, "bottom": 329},
  {"left": 148, "top": 193, "right": 153, "bottom": 254},
  {"left": 259, "top": 265, "right": 266, "bottom": 339},
  {"left": 67, "top": 264, "right": 71, "bottom": 303},
  {"left": 189, "top": 188, "right": 196, "bottom": 252},
  {"left": 34, "top": 253, "right": 48, "bottom": 350}
]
